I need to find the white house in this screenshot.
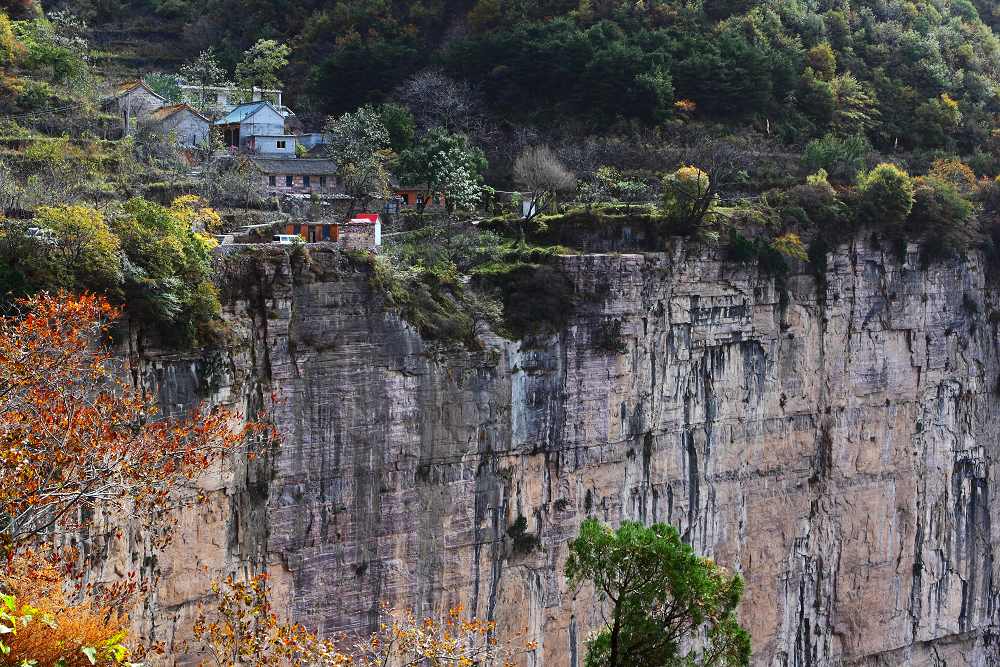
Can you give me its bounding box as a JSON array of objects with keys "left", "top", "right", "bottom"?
[{"left": 214, "top": 101, "right": 298, "bottom": 155}]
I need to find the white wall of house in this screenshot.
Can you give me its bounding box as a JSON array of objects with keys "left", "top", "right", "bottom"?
[
  {"left": 241, "top": 105, "right": 286, "bottom": 137},
  {"left": 250, "top": 135, "right": 297, "bottom": 155}
]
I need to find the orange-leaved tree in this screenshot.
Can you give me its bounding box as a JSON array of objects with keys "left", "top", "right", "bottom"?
[
  {"left": 0, "top": 290, "right": 273, "bottom": 665},
  {"left": 0, "top": 551, "right": 130, "bottom": 667},
  {"left": 0, "top": 290, "right": 267, "bottom": 553},
  {"left": 193, "top": 573, "right": 536, "bottom": 667}
]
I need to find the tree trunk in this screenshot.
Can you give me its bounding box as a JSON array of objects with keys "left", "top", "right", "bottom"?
[{"left": 609, "top": 602, "right": 622, "bottom": 667}]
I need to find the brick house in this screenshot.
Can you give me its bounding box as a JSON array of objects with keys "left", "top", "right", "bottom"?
[
  {"left": 281, "top": 221, "right": 340, "bottom": 243},
  {"left": 393, "top": 185, "right": 446, "bottom": 210},
  {"left": 251, "top": 158, "right": 342, "bottom": 195}
]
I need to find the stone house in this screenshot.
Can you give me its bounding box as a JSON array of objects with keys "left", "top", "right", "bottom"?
[
  {"left": 103, "top": 81, "right": 167, "bottom": 134},
  {"left": 251, "top": 157, "right": 342, "bottom": 195},
  {"left": 344, "top": 213, "right": 382, "bottom": 248},
  {"left": 144, "top": 104, "right": 211, "bottom": 147},
  {"left": 392, "top": 185, "right": 446, "bottom": 210}
]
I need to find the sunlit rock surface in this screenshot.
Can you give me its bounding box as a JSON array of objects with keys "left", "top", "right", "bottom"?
[{"left": 125, "top": 239, "right": 1000, "bottom": 665}]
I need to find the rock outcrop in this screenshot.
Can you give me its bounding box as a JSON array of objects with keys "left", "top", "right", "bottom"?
[{"left": 125, "top": 238, "right": 1000, "bottom": 665}]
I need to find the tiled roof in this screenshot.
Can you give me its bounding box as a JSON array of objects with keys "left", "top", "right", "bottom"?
[
  {"left": 147, "top": 103, "right": 210, "bottom": 123},
  {"left": 111, "top": 80, "right": 166, "bottom": 101},
  {"left": 250, "top": 157, "right": 339, "bottom": 175},
  {"left": 214, "top": 101, "right": 286, "bottom": 125}
]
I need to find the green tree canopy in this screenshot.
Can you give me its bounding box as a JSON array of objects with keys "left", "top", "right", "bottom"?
[
  {"left": 110, "top": 197, "right": 221, "bottom": 347},
  {"left": 324, "top": 106, "right": 393, "bottom": 214},
  {"left": 235, "top": 38, "right": 290, "bottom": 92},
  {"left": 566, "top": 519, "right": 750, "bottom": 667},
  {"left": 35, "top": 204, "right": 121, "bottom": 294},
  {"left": 856, "top": 163, "right": 916, "bottom": 230},
  {"left": 399, "top": 128, "right": 487, "bottom": 212}
]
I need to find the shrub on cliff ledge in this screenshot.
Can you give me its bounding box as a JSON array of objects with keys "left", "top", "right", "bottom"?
[
  {"left": 1, "top": 553, "right": 130, "bottom": 667},
  {"left": 908, "top": 176, "right": 977, "bottom": 259},
  {"left": 856, "top": 163, "right": 915, "bottom": 231},
  {"left": 566, "top": 519, "right": 750, "bottom": 667}
]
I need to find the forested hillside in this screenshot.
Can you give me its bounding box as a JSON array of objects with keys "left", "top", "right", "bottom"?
[{"left": 22, "top": 0, "right": 1000, "bottom": 156}]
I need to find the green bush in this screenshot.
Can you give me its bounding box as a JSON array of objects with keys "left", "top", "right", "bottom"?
[
  {"left": 771, "top": 170, "right": 848, "bottom": 231},
  {"left": 908, "top": 176, "right": 977, "bottom": 259},
  {"left": 802, "top": 134, "right": 870, "bottom": 183},
  {"left": 110, "top": 197, "right": 223, "bottom": 347},
  {"left": 35, "top": 204, "right": 122, "bottom": 294},
  {"left": 856, "top": 163, "right": 916, "bottom": 230}
]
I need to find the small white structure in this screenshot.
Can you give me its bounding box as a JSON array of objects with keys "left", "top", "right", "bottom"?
[
  {"left": 345, "top": 213, "right": 382, "bottom": 248},
  {"left": 522, "top": 196, "right": 539, "bottom": 219}
]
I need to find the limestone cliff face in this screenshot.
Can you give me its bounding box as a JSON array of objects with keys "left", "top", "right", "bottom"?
[{"left": 130, "top": 239, "right": 1000, "bottom": 666}]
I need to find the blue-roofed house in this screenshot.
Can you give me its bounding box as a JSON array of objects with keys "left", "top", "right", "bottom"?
[{"left": 215, "top": 101, "right": 298, "bottom": 156}]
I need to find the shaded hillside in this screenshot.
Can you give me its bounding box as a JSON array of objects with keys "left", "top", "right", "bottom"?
[{"left": 39, "top": 0, "right": 1000, "bottom": 157}]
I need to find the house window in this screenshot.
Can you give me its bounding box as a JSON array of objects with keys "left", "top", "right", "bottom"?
[
  {"left": 322, "top": 225, "right": 331, "bottom": 240},
  {"left": 269, "top": 176, "right": 276, "bottom": 187},
  {"left": 303, "top": 175, "right": 311, "bottom": 187},
  {"left": 319, "top": 176, "right": 327, "bottom": 187},
  {"left": 292, "top": 224, "right": 301, "bottom": 235},
  {"left": 416, "top": 195, "right": 424, "bottom": 206},
  {"left": 286, "top": 175, "right": 293, "bottom": 187},
  {"left": 276, "top": 140, "right": 286, "bottom": 149}
]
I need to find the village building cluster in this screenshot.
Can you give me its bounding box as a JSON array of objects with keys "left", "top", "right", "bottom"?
[{"left": 103, "top": 79, "right": 443, "bottom": 249}]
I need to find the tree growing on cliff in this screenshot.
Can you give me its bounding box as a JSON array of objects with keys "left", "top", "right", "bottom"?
[
  {"left": 566, "top": 519, "right": 750, "bottom": 667},
  {"left": 856, "top": 163, "right": 915, "bottom": 231}
]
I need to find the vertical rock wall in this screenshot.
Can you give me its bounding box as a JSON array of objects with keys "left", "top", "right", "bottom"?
[{"left": 135, "top": 239, "right": 1000, "bottom": 665}]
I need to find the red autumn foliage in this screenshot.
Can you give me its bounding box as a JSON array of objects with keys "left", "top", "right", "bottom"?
[{"left": 0, "top": 290, "right": 272, "bottom": 556}]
